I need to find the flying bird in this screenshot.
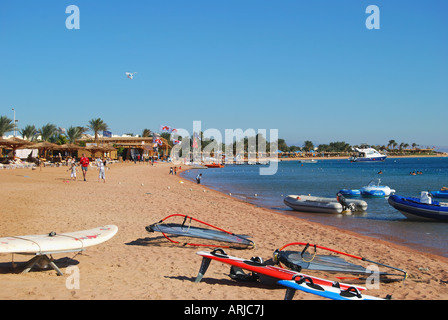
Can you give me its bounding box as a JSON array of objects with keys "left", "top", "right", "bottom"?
[{"left": 126, "top": 72, "right": 137, "bottom": 79}]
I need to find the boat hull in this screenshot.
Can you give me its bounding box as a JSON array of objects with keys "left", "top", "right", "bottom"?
[
  {"left": 360, "top": 189, "right": 386, "bottom": 198},
  {"left": 360, "top": 184, "right": 395, "bottom": 197},
  {"left": 388, "top": 195, "right": 448, "bottom": 222},
  {"left": 284, "top": 195, "right": 367, "bottom": 214},
  {"left": 204, "top": 164, "right": 224, "bottom": 168},
  {"left": 284, "top": 196, "right": 342, "bottom": 214},
  {"left": 430, "top": 190, "right": 448, "bottom": 198},
  {"left": 338, "top": 189, "right": 361, "bottom": 197},
  {"left": 349, "top": 156, "right": 387, "bottom": 162}
]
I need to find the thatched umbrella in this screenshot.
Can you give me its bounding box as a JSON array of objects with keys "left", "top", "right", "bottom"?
[
  {"left": 58, "top": 143, "right": 84, "bottom": 151},
  {"left": 0, "top": 137, "right": 34, "bottom": 159},
  {"left": 84, "top": 145, "right": 107, "bottom": 158},
  {"left": 28, "top": 141, "right": 59, "bottom": 159},
  {"left": 101, "top": 144, "right": 116, "bottom": 152},
  {"left": 100, "top": 144, "right": 116, "bottom": 159},
  {"left": 57, "top": 143, "right": 84, "bottom": 159}
]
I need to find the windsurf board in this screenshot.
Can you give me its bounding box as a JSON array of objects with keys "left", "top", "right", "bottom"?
[
  {"left": 278, "top": 279, "right": 388, "bottom": 300},
  {"left": 195, "top": 250, "right": 366, "bottom": 291},
  {"left": 0, "top": 225, "right": 118, "bottom": 254}
]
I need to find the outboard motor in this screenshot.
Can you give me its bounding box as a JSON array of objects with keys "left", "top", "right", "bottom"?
[{"left": 337, "top": 193, "right": 355, "bottom": 212}]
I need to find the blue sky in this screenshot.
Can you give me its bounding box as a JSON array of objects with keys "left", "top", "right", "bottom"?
[{"left": 1, "top": 1, "right": 447, "bottom": 149}]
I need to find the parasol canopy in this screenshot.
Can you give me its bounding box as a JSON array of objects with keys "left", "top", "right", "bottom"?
[
  {"left": 57, "top": 143, "right": 84, "bottom": 151},
  {"left": 28, "top": 141, "right": 59, "bottom": 149},
  {"left": 0, "top": 137, "right": 34, "bottom": 159},
  {"left": 101, "top": 144, "right": 116, "bottom": 152},
  {"left": 25, "top": 141, "right": 60, "bottom": 159},
  {"left": 84, "top": 145, "right": 107, "bottom": 157}
]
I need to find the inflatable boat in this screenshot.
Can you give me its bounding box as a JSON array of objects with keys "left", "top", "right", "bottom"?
[
  {"left": 284, "top": 195, "right": 367, "bottom": 214},
  {"left": 338, "top": 189, "right": 361, "bottom": 197},
  {"left": 430, "top": 190, "right": 448, "bottom": 199},
  {"left": 388, "top": 194, "right": 448, "bottom": 222},
  {"left": 360, "top": 179, "right": 395, "bottom": 197}
]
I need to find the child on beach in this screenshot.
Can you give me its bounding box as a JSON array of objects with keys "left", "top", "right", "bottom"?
[
  {"left": 67, "top": 162, "right": 78, "bottom": 181},
  {"left": 196, "top": 173, "right": 202, "bottom": 184},
  {"left": 98, "top": 158, "right": 106, "bottom": 183}
]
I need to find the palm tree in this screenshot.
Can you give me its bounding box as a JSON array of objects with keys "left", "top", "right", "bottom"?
[
  {"left": 303, "top": 140, "right": 314, "bottom": 152},
  {"left": 277, "top": 138, "right": 288, "bottom": 152},
  {"left": 142, "top": 128, "right": 152, "bottom": 137},
  {"left": 39, "top": 123, "right": 57, "bottom": 141},
  {"left": 87, "top": 118, "right": 109, "bottom": 145},
  {"left": 388, "top": 140, "right": 396, "bottom": 150},
  {"left": 0, "top": 116, "right": 15, "bottom": 137},
  {"left": 20, "top": 125, "right": 37, "bottom": 141},
  {"left": 392, "top": 141, "right": 398, "bottom": 150},
  {"left": 65, "top": 126, "right": 86, "bottom": 144}
]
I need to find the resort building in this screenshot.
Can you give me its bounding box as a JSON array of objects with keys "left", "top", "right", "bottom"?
[{"left": 76, "top": 136, "right": 171, "bottom": 161}]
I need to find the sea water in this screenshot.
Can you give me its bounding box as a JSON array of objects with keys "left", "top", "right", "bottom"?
[{"left": 182, "top": 157, "right": 448, "bottom": 258}]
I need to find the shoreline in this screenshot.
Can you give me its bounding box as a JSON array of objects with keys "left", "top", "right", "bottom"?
[
  {"left": 277, "top": 154, "right": 447, "bottom": 161},
  {"left": 179, "top": 166, "right": 448, "bottom": 260},
  {"left": 0, "top": 162, "right": 447, "bottom": 300}
]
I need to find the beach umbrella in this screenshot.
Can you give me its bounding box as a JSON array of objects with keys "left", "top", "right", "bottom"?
[
  {"left": 27, "top": 141, "right": 59, "bottom": 159},
  {"left": 97, "top": 144, "right": 116, "bottom": 158},
  {"left": 0, "top": 137, "right": 34, "bottom": 159},
  {"left": 58, "top": 143, "right": 84, "bottom": 151},
  {"left": 84, "top": 145, "right": 107, "bottom": 158},
  {"left": 101, "top": 144, "right": 116, "bottom": 152},
  {"left": 57, "top": 143, "right": 84, "bottom": 158}
]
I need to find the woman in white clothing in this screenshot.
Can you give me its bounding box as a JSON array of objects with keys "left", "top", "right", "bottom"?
[{"left": 98, "top": 158, "right": 106, "bottom": 183}]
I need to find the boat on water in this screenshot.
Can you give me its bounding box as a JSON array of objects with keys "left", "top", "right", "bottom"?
[
  {"left": 204, "top": 163, "right": 224, "bottom": 168},
  {"left": 430, "top": 189, "right": 448, "bottom": 198},
  {"left": 360, "top": 179, "right": 395, "bottom": 197},
  {"left": 348, "top": 147, "right": 386, "bottom": 162},
  {"left": 338, "top": 189, "right": 361, "bottom": 197},
  {"left": 388, "top": 193, "right": 448, "bottom": 222},
  {"left": 298, "top": 159, "right": 318, "bottom": 164},
  {"left": 284, "top": 195, "right": 367, "bottom": 214}
]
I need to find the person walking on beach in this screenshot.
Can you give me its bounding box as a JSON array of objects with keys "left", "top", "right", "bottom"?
[
  {"left": 98, "top": 158, "right": 106, "bottom": 183},
  {"left": 80, "top": 153, "right": 90, "bottom": 181},
  {"left": 67, "top": 162, "right": 78, "bottom": 181},
  {"left": 196, "top": 173, "right": 202, "bottom": 184},
  {"left": 169, "top": 167, "right": 174, "bottom": 175},
  {"left": 174, "top": 166, "right": 177, "bottom": 175}
]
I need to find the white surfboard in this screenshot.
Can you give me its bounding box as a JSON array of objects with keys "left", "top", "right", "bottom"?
[{"left": 0, "top": 225, "right": 118, "bottom": 254}]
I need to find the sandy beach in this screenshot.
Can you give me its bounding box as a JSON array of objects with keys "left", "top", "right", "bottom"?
[{"left": 0, "top": 162, "right": 447, "bottom": 300}]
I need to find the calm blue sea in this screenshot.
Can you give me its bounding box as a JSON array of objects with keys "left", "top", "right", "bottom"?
[{"left": 181, "top": 157, "right": 448, "bottom": 258}]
